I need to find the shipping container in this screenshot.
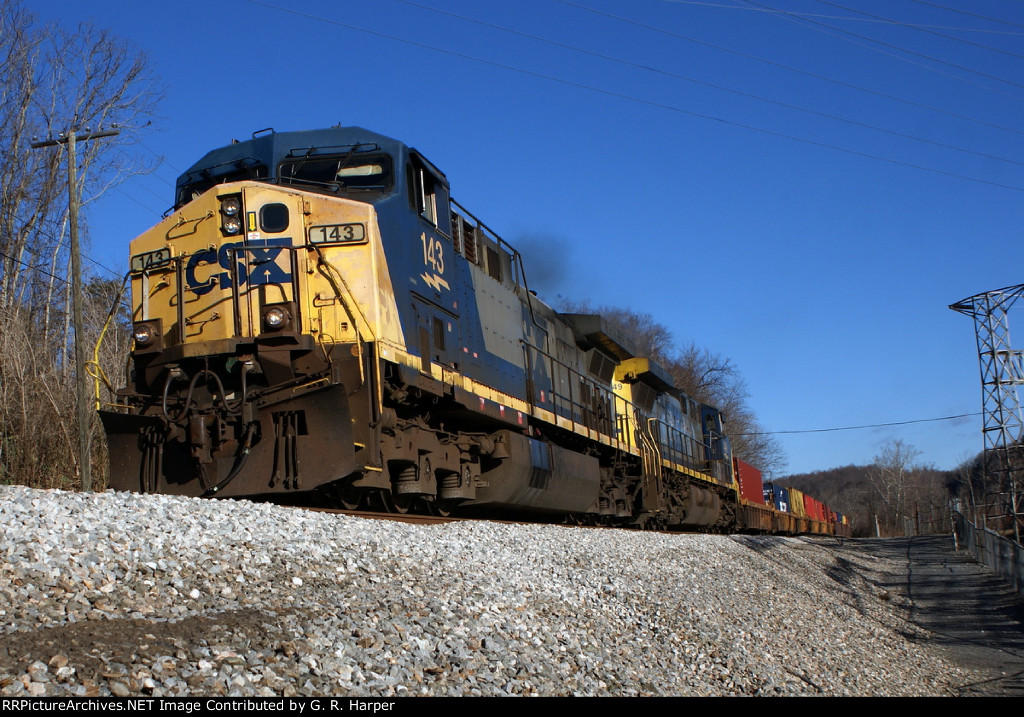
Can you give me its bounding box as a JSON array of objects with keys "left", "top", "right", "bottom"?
[
  {"left": 788, "top": 487, "right": 807, "bottom": 518},
  {"left": 733, "top": 458, "right": 765, "bottom": 505},
  {"left": 763, "top": 483, "right": 791, "bottom": 513}
]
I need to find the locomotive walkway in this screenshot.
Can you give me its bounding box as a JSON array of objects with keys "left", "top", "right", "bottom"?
[{"left": 834, "top": 535, "right": 1024, "bottom": 696}]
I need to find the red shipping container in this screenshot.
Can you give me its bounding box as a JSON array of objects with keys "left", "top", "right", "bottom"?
[
  {"left": 733, "top": 458, "right": 765, "bottom": 505},
  {"left": 803, "top": 494, "right": 823, "bottom": 521}
]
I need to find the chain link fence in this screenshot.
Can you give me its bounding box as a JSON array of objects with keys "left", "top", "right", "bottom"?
[{"left": 952, "top": 509, "right": 1024, "bottom": 594}]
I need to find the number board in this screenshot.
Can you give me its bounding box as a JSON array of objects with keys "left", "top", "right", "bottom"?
[
  {"left": 309, "top": 223, "right": 366, "bottom": 245},
  {"left": 130, "top": 248, "right": 172, "bottom": 273}
]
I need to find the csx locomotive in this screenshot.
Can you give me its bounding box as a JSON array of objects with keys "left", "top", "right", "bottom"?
[{"left": 100, "top": 126, "right": 842, "bottom": 534}]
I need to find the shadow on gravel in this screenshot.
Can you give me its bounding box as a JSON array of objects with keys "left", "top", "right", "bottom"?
[
  {"left": 733, "top": 533, "right": 1024, "bottom": 695},
  {"left": 840, "top": 536, "right": 1024, "bottom": 696},
  {"left": 730, "top": 535, "right": 791, "bottom": 555},
  {"left": 0, "top": 608, "right": 287, "bottom": 691},
  {"left": 732, "top": 535, "right": 872, "bottom": 617},
  {"left": 823, "top": 554, "right": 857, "bottom": 589}
]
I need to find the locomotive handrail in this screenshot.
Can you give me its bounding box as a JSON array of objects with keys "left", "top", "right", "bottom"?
[
  {"left": 450, "top": 198, "right": 508, "bottom": 268},
  {"left": 174, "top": 257, "right": 186, "bottom": 344},
  {"left": 451, "top": 197, "right": 541, "bottom": 330},
  {"left": 521, "top": 341, "right": 621, "bottom": 444},
  {"left": 638, "top": 413, "right": 664, "bottom": 506},
  {"left": 646, "top": 416, "right": 707, "bottom": 476},
  {"left": 311, "top": 246, "right": 385, "bottom": 426},
  {"left": 521, "top": 334, "right": 726, "bottom": 486}
]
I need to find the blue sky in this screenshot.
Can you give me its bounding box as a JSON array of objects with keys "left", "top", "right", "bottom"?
[{"left": 23, "top": 0, "right": 1024, "bottom": 476}]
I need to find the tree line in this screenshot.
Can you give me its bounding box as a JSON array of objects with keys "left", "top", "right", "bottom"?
[
  {"left": 777, "top": 439, "right": 957, "bottom": 537},
  {"left": 777, "top": 437, "right": 1024, "bottom": 538}
]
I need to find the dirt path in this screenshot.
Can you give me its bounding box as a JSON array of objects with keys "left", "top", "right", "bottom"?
[{"left": 830, "top": 535, "right": 1024, "bottom": 696}]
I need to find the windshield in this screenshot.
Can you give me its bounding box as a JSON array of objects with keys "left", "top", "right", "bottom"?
[{"left": 279, "top": 154, "right": 393, "bottom": 194}]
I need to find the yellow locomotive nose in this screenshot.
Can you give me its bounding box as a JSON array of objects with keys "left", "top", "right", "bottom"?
[{"left": 103, "top": 181, "right": 378, "bottom": 498}]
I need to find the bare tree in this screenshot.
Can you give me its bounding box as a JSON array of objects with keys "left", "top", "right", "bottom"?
[
  {"left": 867, "top": 438, "right": 922, "bottom": 535},
  {"left": 0, "top": 2, "right": 161, "bottom": 489},
  {"left": 0, "top": 2, "right": 160, "bottom": 309}
]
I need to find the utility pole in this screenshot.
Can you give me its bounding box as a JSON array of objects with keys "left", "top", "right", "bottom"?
[{"left": 31, "top": 127, "right": 119, "bottom": 491}]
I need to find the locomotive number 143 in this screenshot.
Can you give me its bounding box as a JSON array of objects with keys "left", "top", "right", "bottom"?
[
  {"left": 309, "top": 223, "right": 366, "bottom": 245},
  {"left": 421, "top": 233, "right": 445, "bottom": 274}
]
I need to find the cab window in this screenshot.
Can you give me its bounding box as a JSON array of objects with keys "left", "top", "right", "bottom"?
[
  {"left": 407, "top": 157, "right": 451, "bottom": 236},
  {"left": 279, "top": 154, "right": 393, "bottom": 194}
]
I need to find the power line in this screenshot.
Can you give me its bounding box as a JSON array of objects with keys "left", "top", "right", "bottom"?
[
  {"left": 740, "top": 0, "right": 1024, "bottom": 98},
  {"left": 0, "top": 205, "right": 122, "bottom": 278},
  {"left": 0, "top": 248, "right": 126, "bottom": 300},
  {"left": 115, "top": 184, "right": 166, "bottom": 217},
  {"left": 808, "top": 0, "right": 1024, "bottom": 62},
  {"left": 738, "top": 412, "right": 982, "bottom": 436},
  {"left": 906, "top": 0, "right": 1024, "bottom": 34},
  {"left": 243, "top": 0, "right": 1024, "bottom": 193},
  {"left": 398, "top": 0, "right": 1024, "bottom": 169},
  {"left": 657, "top": 0, "right": 1024, "bottom": 35},
  {"left": 554, "top": 0, "right": 1024, "bottom": 138},
  {"left": 135, "top": 138, "right": 182, "bottom": 184}
]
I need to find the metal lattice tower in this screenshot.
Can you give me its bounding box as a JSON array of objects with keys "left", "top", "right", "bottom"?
[{"left": 951, "top": 284, "right": 1024, "bottom": 541}]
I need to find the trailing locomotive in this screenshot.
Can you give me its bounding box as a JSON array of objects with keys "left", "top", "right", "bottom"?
[{"left": 100, "top": 126, "right": 842, "bottom": 534}]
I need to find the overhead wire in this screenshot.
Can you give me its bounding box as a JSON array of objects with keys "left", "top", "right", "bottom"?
[
  {"left": 738, "top": 0, "right": 1024, "bottom": 98},
  {"left": 656, "top": 0, "right": 1024, "bottom": 35},
  {"left": 243, "top": 0, "right": 1024, "bottom": 193},
  {"left": 114, "top": 184, "right": 166, "bottom": 217},
  {"left": 905, "top": 0, "right": 1024, "bottom": 35},
  {"left": 807, "top": 0, "right": 1024, "bottom": 62},
  {"left": 553, "top": 0, "right": 1024, "bottom": 138},
  {"left": 737, "top": 412, "right": 983, "bottom": 436},
  {"left": 0, "top": 247, "right": 125, "bottom": 303},
  {"left": 0, "top": 204, "right": 123, "bottom": 278},
  {"left": 397, "top": 0, "right": 1024, "bottom": 169}
]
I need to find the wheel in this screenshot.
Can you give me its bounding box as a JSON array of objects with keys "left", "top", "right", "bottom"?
[
  {"left": 380, "top": 490, "right": 415, "bottom": 514},
  {"left": 431, "top": 498, "right": 463, "bottom": 517},
  {"left": 338, "top": 487, "right": 363, "bottom": 511}
]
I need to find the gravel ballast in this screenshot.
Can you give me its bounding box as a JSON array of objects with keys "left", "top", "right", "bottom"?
[{"left": 0, "top": 485, "right": 979, "bottom": 696}]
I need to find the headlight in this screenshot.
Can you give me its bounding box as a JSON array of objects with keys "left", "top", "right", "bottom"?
[
  {"left": 222, "top": 215, "right": 242, "bottom": 235},
  {"left": 131, "top": 319, "right": 162, "bottom": 352},
  {"left": 133, "top": 324, "right": 153, "bottom": 345},
  {"left": 220, "top": 196, "right": 241, "bottom": 216},
  {"left": 220, "top": 195, "right": 243, "bottom": 235},
  {"left": 264, "top": 306, "right": 289, "bottom": 329}
]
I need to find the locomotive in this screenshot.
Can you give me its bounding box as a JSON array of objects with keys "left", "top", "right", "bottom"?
[{"left": 100, "top": 125, "right": 842, "bottom": 534}]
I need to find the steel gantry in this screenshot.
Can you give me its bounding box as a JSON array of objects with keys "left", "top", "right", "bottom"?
[{"left": 951, "top": 283, "right": 1024, "bottom": 542}]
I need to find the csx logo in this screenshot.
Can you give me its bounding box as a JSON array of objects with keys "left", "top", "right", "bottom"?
[{"left": 185, "top": 238, "right": 291, "bottom": 296}]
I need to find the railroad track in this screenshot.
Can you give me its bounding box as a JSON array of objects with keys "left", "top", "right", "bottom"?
[
  {"left": 301, "top": 505, "right": 696, "bottom": 534},
  {"left": 304, "top": 507, "right": 463, "bottom": 525}
]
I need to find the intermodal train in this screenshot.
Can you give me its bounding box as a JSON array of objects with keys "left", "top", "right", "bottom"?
[{"left": 99, "top": 125, "right": 848, "bottom": 536}]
